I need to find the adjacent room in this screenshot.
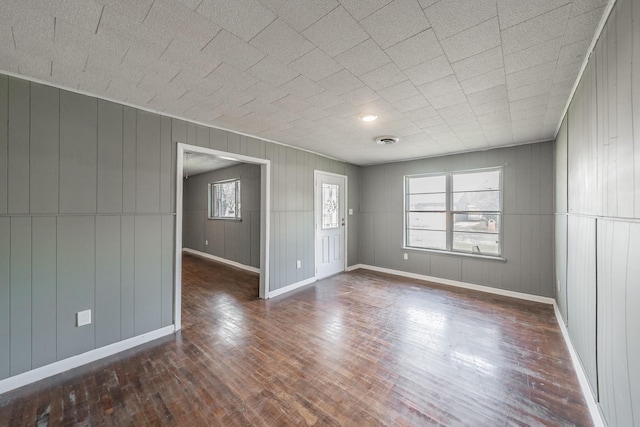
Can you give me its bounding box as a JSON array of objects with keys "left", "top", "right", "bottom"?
[{"left": 0, "top": 0, "right": 637, "bottom": 425}]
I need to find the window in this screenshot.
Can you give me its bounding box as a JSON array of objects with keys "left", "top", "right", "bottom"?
[
  {"left": 209, "top": 179, "right": 241, "bottom": 220},
  {"left": 405, "top": 167, "right": 502, "bottom": 257}
]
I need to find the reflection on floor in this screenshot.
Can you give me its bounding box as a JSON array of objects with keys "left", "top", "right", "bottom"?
[{"left": 0, "top": 253, "right": 591, "bottom": 426}]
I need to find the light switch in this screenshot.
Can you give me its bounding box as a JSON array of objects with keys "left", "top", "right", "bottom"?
[{"left": 348, "top": 208, "right": 353, "bottom": 215}]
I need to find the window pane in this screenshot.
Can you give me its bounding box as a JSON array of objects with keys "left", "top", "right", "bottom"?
[
  {"left": 407, "top": 229, "right": 446, "bottom": 250},
  {"left": 453, "top": 170, "right": 500, "bottom": 192},
  {"left": 322, "top": 183, "right": 339, "bottom": 229},
  {"left": 236, "top": 181, "right": 241, "bottom": 218},
  {"left": 408, "top": 193, "right": 446, "bottom": 211},
  {"left": 408, "top": 175, "right": 446, "bottom": 194},
  {"left": 218, "top": 181, "right": 238, "bottom": 217},
  {"left": 453, "top": 232, "right": 500, "bottom": 255},
  {"left": 452, "top": 190, "right": 499, "bottom": 211},
  {"left": 453, "top": 213, "right": 500, "bottom": 233},
  {"left": 408, "top": 212, "right": 446, "bottom": 231}
]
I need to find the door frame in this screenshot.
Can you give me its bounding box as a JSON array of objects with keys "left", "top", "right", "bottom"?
[
  {"left": 314, "top": 170, "right": 348, "bottom": 279},
  {"left": 174, "top": 143, "right": 271, "bottom": 331}
]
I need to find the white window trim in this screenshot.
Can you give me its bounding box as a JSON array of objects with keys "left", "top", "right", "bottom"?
[
  {"left": 403, "top": 166, "right": 505, "bottom": 260},
  {"left": 208, "top": 178, "right": 242, "bottom": 220}
]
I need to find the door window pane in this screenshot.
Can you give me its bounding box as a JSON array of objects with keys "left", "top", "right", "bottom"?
[{"left": 322, "top": 183, "right": 339, "bottom": 229}]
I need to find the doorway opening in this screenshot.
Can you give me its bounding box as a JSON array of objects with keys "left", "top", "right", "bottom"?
[{"left": 174, "top": 143, "right": 271, "bottom": 331}]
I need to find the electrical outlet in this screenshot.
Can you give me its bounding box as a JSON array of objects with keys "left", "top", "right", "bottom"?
[
  {"left": 403, "top": 253, "right": 408, "bottom": 260},
  {"left": 77, "top": 309, "right": 91, "bottom": 327},
  {"left": 205, "top": 240, "right": 209, "bottom": 245},
  {"left": 296, "top": 260, "right": 302, "bottom": 269}
]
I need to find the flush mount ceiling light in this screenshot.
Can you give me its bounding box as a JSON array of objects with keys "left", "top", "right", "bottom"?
[
  {"left": 360, "top": 114, "right": 378, "bottom": 122},
  {"left": 375, "top": 136, "right": 399, "bottom": 145}
]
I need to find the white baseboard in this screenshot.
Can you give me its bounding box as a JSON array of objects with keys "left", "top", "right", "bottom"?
[
  {"left": 347, "top": 264, "right": 555, "bottom": 304},
  {"left": 552, "top": 303, "right": 605, "bottom": 427},
  {"left": 267, "top": 277, "right": 316, "bottom": 298},
  {"left": 183, "top": 248, "right": 260, "bottom": 274},
  {"left": 0, "top": 325, "right": 175, "bottom": 395}
]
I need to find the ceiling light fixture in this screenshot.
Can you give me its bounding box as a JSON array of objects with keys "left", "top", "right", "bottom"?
[
  {"left": 361, "top": 114, "right": 378, "bottom": 122},
  {"left": 375, "top": 136, "right": 399, "bottom": 145}
]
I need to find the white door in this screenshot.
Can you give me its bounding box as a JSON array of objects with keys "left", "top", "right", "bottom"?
[{"left": 315, "top": 171, "right": 346, "bottom": 279}]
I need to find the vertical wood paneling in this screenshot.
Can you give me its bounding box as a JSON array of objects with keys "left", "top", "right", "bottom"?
[
  {"left": 0, "top": 218, "right": 9, "bottom": 379},
  {"left": 634, "top": 0, "right": 640, "bottom": 218},
  {"left": 7, "top": 77, "right": 30, "bottom": 214},
  {"left": 161, "top": 215, "right": 174, "bottom": 327},
  {"left": 555, "top": 215, "right": 568, "bottom": 323},
  {"left": 210, "top": 128, "right": 228, "bottom": 152},
  {"left": 95, "top": 216, "right": 121, "bottom": 348},
  {"left": 134, "top": 216, "right": 162, "bottom": 335},
  {"left": 285, "top": 211, "right": 296, "bottom": 285},
  {"left": 122, "top": 107, "right": 137, "bottom": 213},
  {"left": 136, "top": 111, "right": 161, "bottom": 213},
  {"left": 186, "top": 122, "right": 197, "bottom": 146},
  {"left": 0, "top": 75, "right": 8, "bottom": 214},
  {"left": 57, "top": 216, "right": 95, "bottom": 360},
  {"left": 227, "top": 132, "right": 241, "bottom": 153},
  {"left": 568, "top": 62, "right": 598, "bottom": 215},
  {"left": 286, "top": 148, "right": 297, "bottom": 212},
  {"left": 615, "top": 0, "right": 634, "bottom": 218},
  {"left": 30, "top": 83, "right": 59, "bottom": 214},
  {"left": 59, "top": 91, "right": 97, "bottom": 214},
  {"left": 515, "top": 145, "right": 532, "bottom": 214},
  {"left": 31, "top": 217, "right": 57, "bottom": 369},
  {"left": 626, "top": 222, "right": 640, "bottom": 424},
  {"left": 97, "top": 100, "right": 123, "bottom": 213},
  {"left": 196, "top": 124, "right": 208, "bottom": 148},
  {"left": 597, "top": 220, "right": 634, "bottom": 427},
  {"left": 160, "top": 116, "right": 172, "bottom": 213},
  {"left": 172, "top": 119, "right": 186, "bottom": 213},
  {"left": 567, "top": 215, "right": 597, "bottom": 397},
  {"left": 502, "top": 214, "right": 521, "bottom": 291},
  {"left": 278, "top": 211, "right": 287, "bottom": 286},
  {"left": 555, "top": 117, "right": 568, "bottom": 213},
  {"left": 120, "top": 216, "right": 135, "bottom": 340},
  {"left": 251, "top": 210, "right": 260, "bottom": 268},
  {"left": 10, "top": 217, "right": 31, "bottom": 375}
]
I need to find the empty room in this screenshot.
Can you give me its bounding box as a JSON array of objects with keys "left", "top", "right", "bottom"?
[{"left": 0, "top": 0, "right": 638, "bottom": 425}]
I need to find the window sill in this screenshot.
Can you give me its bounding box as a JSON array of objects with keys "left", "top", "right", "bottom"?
[
  {"left": 402, "top": 247, "right": 507, "bottom": 262},
  {"left": 207, "top": 217, "right": 243, "bottom": 222}
]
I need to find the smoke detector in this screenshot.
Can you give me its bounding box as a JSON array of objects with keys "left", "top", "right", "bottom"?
[{"left": 375, "top": 136, "right": 399, "bottom": 145}]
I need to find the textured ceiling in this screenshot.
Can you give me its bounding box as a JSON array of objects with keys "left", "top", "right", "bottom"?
[
  {"left": 183, "top": 151, "right": 239, "bottom": 177},
  {"left": 0, "top": 0, "right": 609, "bottom": 165}
]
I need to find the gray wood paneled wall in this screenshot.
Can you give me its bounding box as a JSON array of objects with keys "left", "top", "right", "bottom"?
[
  {"left": 359, "top": 142, "right": 555, "bottom": 297},
  {"left": 0, "top": 74, "right": 360, "bottom": 382},
  {"left": 555, "top": 0, "right": 640, "bottom": 424},
  {"left": 183, "top": 164, "right": 261, "bottom": 268}
]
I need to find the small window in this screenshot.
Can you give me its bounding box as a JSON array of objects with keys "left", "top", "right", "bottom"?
[
  {"left": 405, "top": 167, "right": 502, "bottom": 257},
  {"left": 209, "top": 179, "right": 241, "bottom": 220}
]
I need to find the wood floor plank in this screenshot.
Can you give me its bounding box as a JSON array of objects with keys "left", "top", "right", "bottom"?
[{"left": 0, "top": 253, "right": 592, "bottom": 426}]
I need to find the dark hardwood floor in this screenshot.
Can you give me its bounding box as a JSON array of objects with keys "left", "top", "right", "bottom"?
[{"left": 0, "top": 253, "right": 592, "bottom": 426}]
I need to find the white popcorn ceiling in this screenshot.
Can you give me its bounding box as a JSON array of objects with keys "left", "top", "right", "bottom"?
[{"left": 0, "top": 0, "right": 609, "bottom": 165}]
